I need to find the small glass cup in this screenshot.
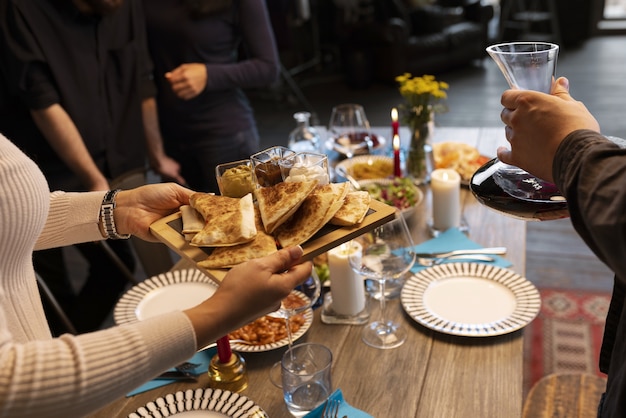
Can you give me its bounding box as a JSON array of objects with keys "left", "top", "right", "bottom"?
[
  {"left": 215, "top": 159, "right": 254, "bottom": 198},
  {"left": 280, "top": 343, "right": 332, "bottom": 417},
  {"left": 280, "top": 152, "right": 330, "bottom": 185},
  {"left": 250, "top": 146, "right": 296, "bottom": 188}
]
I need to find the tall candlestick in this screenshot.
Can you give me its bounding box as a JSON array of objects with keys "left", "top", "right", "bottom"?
[
  {"left": 431, "top": 168, "right": 461, "bottom": 231},
  {"left": 391, "top": 108, "right": 399, "bottom": 138},
  {"left": 393, "top": 134, "right": 401, "bottom": 177}
]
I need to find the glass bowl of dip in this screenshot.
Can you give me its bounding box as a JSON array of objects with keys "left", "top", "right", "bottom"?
[
  {"left": 216, "top": 159, "right": 254, "bottom": 198},
  {"left": 250, "top": 146, "right": 296, "bottom": 188},
  {"left": 280, "top": 152, "right": 330, "bottom": 185}
]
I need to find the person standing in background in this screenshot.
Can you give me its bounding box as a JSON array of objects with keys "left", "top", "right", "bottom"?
[
  {"left": 143, "top": 0, "right": 281, "bottom": 193},
  {"left": 0, "top": 0, "right": 185, "bottom": 333}
]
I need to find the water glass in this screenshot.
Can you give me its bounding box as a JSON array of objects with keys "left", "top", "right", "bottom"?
[{"left": 281, "top": 343, "right": 332, "bottom": 417}]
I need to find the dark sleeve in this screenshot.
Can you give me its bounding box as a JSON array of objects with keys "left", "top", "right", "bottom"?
[
  {"left": 131, "top": 0, "right": 156, "bottom": 100},
  {"left": 204, "top": 0, "right": 280, "bottom": 90},
  {"left": 0, "top": 2, "right": 60, "bottom": 109},
  {"left": 553, "top": 129, "right": 626, "bottom": 280}
]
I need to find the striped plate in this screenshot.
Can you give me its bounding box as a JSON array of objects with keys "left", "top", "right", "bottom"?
[{"left": 401, "top": 263, "right": 541, "bottom": 337}]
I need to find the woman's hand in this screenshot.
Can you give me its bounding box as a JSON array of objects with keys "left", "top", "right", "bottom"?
[
  {"left": 165, "top": 63, "right": 208, "bottom": 100},
  {"left": 184, "top": 246, "right": 313, "bottom": 348},
  {"left": 114, "top": 183, "right": 193, "bottom": 241}
]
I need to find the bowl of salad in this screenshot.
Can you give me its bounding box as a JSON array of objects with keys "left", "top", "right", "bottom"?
[{"left": 359, "top": 177, "right": 423, "bottom": 219}]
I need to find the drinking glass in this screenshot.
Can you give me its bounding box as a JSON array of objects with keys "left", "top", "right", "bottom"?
[
  {"left": 483, "top": 42, "right": 561, "bottom": 203},
  {"left": 349, "top": 213, "right": 416, "bottom": 349},
  {"left": 328, "top": 104, "right": 373, "bottom": 158},
  {"left": 281, "top": 343, "right": 332, "bottom": 417},
  {"left": 269, "top": 271, "right": 321, "bottom": 385}
]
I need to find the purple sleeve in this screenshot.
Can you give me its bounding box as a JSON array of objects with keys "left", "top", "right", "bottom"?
[{"left": 204, "top": 0, "right": 280, "bottom": 90}]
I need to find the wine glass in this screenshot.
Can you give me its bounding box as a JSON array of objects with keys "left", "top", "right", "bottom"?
[
  {"left": 349, "top": 213, "right": 416, "bottom": 349},
  {"left": 269, "top": 270, "right": 321, "bottom": 383},
  {"left": 328, "top": 104, "right": 373, "bottom": 158}
]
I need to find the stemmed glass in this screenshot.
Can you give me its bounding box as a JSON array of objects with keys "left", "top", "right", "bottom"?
[
  {"left": 269, "top": 270, "right": 321, "bottom": 383},
  {"left": 349, "top": 213, "right": 416, "bottom": 349},
  {"left": 328, "top": 103, "right": 373, "bottom": 158}
]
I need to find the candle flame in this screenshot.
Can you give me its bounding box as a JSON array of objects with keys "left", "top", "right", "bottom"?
[
  {"left": 391, "top": 108, "right": 398, "bottom": 122},
  {"left": 393, "top": 134, "right": 400, "bottom": 151}
]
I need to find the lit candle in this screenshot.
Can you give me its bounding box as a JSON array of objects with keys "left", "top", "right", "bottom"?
[
  {"left": 328, "top": 242, "right": 365, "bottom": 316},
  {"left": 391, "top": 108, "right": 399, "bottom": 137},
  {"left": 393, "top": 134, "right": 401, "bottom": 177},
  {"left": 431, "top": 168, "right": 461, "bottom": 231}
]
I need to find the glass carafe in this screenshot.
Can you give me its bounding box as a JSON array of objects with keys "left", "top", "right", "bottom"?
[{"left": 288, "top": 112, "right": 320, "bottom": 153}]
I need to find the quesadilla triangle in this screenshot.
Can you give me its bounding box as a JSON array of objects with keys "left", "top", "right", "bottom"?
[
  {"left": 330, "top": 190, "right": 371, "bottom": 226},
  {"left": 274, "top": 184, "right": 337, "bottom": 248},
  {"left": 254, "top": 179, "right": 318, "bottom": 234},
  {"left": 320, "top": 182, "right": 350, "bottom": 225},
  {"left": 198, "top": 206, "right": 278, "bottom": 268},
  {"left": 180, "top": 205, "right": 205, "bottom": 235},
  {"left": 189, "top": 192, "right": 256, "bottom": 247}
]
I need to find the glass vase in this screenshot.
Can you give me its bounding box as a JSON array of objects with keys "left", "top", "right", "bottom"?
[{"left": 406, "top": 120, "right": 434, "bottom": 185}]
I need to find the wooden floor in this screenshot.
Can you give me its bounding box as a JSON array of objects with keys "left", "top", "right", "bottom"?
[{"left": 251, "top": 35, "right": 626, "bottom": 293}]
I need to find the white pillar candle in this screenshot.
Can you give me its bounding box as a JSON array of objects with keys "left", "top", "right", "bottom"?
[
  {"left": 431, "top": 168, "right": 461, "bottom": 231},
  {"left": 328, "top": 242, "right": 365, "bottom": 316}
]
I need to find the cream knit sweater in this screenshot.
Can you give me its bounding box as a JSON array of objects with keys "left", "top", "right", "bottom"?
[{"left": 0, "top": 134, "right": 199, "bottom": 417}]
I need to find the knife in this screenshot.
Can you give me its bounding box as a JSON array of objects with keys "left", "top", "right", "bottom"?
[
  {"left": 411, "top": 247, "right": 507, "bottom": 258},
  {"left": 154, "top": 371, "right": 198, "bottom": 381}
]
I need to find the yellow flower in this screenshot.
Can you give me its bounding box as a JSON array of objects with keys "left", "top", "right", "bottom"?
[{"left": 396, "top": 73, "right": 449, "bottom": 128}]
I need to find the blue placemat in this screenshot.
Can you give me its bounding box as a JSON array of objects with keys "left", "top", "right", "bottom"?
[
  {"left": 127, "top": 347, "right": 217, "bottom": 397},
  {"left": 410, "top": 228, "right": 512, "bottom": 274},
  {"left": 304, "top": 389, "right": 373, "bottom": 418}
]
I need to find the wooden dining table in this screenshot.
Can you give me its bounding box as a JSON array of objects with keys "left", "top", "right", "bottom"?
[{"left": 91, "top": 127, "right": 529, "bottom": 418}]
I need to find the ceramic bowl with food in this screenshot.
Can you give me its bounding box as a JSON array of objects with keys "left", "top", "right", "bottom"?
[{"left": 359, "top": 177, "right": 424, "bottom": 220}]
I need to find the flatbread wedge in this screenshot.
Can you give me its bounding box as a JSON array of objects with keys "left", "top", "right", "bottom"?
[
  {"left": 320, "top": 182, "right": 350, "bottom": 225},
  {"left": 198, "top": 207, "right": 277, "bottom": 268},
  {"left": 254, "top": 180, "right": 318, "bottom": 234},
  {"left": 180, "top": 205, "right": 205, "bottom": 241},
  {"left": 330, "top": 191, "right": 371, "bottom": 226},
  {"left": 190, "top": 193, "right": 256, "bottom": 247},
  {"left": 274, "top": 185, "right": 336, "bottom": 248}
]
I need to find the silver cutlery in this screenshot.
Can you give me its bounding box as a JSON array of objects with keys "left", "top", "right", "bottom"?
[
  {"left": 322, "top": 398, "right": 340, "bottom": 418},
  {"left": 411, "top": 247, "right": 506, "bottom": 259},
  {"left": 416, "top": 254, "right": 495, "bottom": 267},
  {"left": 155, "top": 361, "right": 201, "bottom": 381}
]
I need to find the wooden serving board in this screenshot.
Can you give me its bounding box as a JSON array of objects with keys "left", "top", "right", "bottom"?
[{"left": 149, "top": 199, "right": 396, "bottom": 284}]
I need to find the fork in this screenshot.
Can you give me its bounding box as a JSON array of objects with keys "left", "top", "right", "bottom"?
[
  {"left": 321, "top": 398, "right": 340, "bottom": 418},
  {"left": 416, "top": 254, "right": 495, "bottom": 267}
]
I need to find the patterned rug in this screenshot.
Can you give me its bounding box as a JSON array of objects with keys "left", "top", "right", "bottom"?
[{"left": 523, "top": 288, "right": 610, "bottom": 396}]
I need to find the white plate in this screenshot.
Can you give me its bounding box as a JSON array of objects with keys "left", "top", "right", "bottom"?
[
  {"left": 334, "top": 155, "right": 393, "bottom": 183},
  {"left": 114, "top": 269, "right": 313, "bottom": 352},
  {"left": 401, "top": 263, "right": 540, "bottom": 337},
  {"left": 230, "top": 289, "right": 313, "bottom": 353},
  {"left": 114, "top": 269, "right": 218, "bottom": 325},
  {"left": 128, "top": 388, "right": 268, "bottom": 418}
]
